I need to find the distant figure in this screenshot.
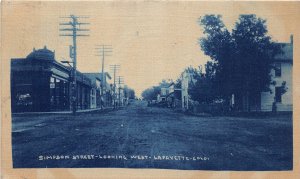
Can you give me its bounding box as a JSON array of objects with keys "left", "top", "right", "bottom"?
[
  {"left": 272, "top": 101, "right": 277, "bottom": 113},
  {"left": 101, "top": 99, "right": 104, "bottom": 108}
]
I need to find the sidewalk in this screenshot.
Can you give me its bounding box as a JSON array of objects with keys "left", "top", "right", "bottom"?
[{"left": 12, "top": 106, "right": 117, "bottom": 116}]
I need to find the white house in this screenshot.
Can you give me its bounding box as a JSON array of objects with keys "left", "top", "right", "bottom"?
[
  {"left": 168, "top": 83, "right": 175, "bottom": 94},
  {"left": 157, "top": 86, "right": 169, "bottom": 102},
  {"left": 235, "top": 35, "right": 293, "bottom": 112},
  {"left": 260, "top": 36, "right": 293, "bottom": 111}
]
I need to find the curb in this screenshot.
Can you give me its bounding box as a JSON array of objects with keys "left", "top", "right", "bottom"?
[{"left": 11, "top": 107, "right": 120, "bottom": 116}]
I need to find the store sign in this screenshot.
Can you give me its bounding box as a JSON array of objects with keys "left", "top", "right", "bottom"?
[{"left": 69, "top": 45, "right": 75, "bottom": 59}]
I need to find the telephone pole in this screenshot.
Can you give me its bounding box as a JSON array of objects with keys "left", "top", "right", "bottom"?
[
  {"left": 59, "top": 15, "right": 89, "bottom": 115},
  {"left": 117, "top": 76, "right": 124, "bottom": 107},
  {"left": 95, "top": 45, "right": 112, "bottom": 109},
  {"left": 109, "top": 65, "right": 120, "bottom": 109}
]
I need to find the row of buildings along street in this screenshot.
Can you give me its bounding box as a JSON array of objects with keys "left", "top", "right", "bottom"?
[
  {"left": 9, "top": 11, "right": 293, "bottom": 171},
  {"left": 147, "top": 35, "right": 293, "bottom": 114},
  {"left": 10, "top": 34, "right": 293, "bottom": 114},
  {"left": 11, "top": 46, "right": 135, "bottom": 113}
]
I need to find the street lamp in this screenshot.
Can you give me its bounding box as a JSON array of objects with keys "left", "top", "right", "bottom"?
[{"left": 61, "top": 60, "right": 76, "bottom": 115}]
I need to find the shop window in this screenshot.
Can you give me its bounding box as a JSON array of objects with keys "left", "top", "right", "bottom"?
[
  {"left": 16, "top": 93, "right": 33, "bottom": 106},
  {"left": 50, "top": 77, "right": 55, "bottom": 89},
  {"left": 275, "top": 63, "right": 281, "bottom": 77},
  {"left": 50, "top": 77, "right": 55, "bottom": 83}
]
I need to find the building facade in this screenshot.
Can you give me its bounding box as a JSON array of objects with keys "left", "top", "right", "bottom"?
[
  {"left": 83, "top": 73, "right": 102, "bottom": 109},
  {"left": 234, "top": 36, "right": 293, "bottom": 112},
  {"left": 260, "top": 38, "right": 293, "bottom": 112},
  {"left": 99, "top": 72, "right": 113, "bottom": 107},
  {"left": 165, "top": 82, "right": 176, "bottom": 108},
  {"left": 11, "top": 46, "right": 93, "bottom": 112},
  {"left": 84, "top": 72, "right": 115, "bottom": 108}
]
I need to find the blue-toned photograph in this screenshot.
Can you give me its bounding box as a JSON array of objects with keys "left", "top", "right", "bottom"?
[{"left": 7, "top": 1, "right": 294, "bottom": 170}]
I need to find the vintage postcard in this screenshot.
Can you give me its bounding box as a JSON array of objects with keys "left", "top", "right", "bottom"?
[{"left": 1, "top": 0, "right": 300, "bottom": 178}]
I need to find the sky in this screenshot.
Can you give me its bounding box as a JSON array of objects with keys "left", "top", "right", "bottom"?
[{"left": 2, "top": 1, "right": 299, "bottom": 97}]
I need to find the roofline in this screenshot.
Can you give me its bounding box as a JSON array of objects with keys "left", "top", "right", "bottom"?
[
  {"left": 274, "top": 59, "right": 293, "bottom": 63},
  {"left": 53, "top": 60, "right": 72, "bottom": 71},
  {"left": 11, "top": 58, "right": 26, "bottom": 61},
  {"left": 82, "top": 72, "right": 112, "bottom": 79},
  {"left": 96, "top": 77, "right": 101, "bottom": 81},
  {"left": 168, "top": 82, "right": 175, "bottom": 87},
  {"left": 105, "top": 73, "right": 112, "bottom": 79}
]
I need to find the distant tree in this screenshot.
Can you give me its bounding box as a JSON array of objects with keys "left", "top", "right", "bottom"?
[
  {"left": 159, "top": 79, "right": 173, "bottom": 88},
  {"left": 141, "top": 79, "right": 171, "bottom": 101},
  {"left": 199, "top": 14, "right": 280, "bottom": 111},
  {"left": 174, "top": 78, "right": 181, "bottom": 89},
  {"left": 141, "top": 88, "right": 150, "bottom": 100},
  {"left": 141, "top": 87, "right": 157, "bottom": 101},
  {"left": 124, "top": 85, "right": 135, "bottom": 99},
  {"left": 174, "top": 78, "right": 182, "bottom": 99},
  {"left": 188, "top": 65, "right": 216, "bottom": 104}
]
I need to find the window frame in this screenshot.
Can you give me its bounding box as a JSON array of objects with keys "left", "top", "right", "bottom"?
[{"left": 274, "top": 62, "right": 282, "bottom": 77}]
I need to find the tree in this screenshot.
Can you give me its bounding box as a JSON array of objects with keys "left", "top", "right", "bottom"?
[
  {"left": 188, "top": 65, "right": 216, "bottom": 104},
  {"left": 142, "top": 86, "right": 159, "bottom": 101},
  {"left": 159, "top": 79, "right": 173, "bottom": 87},
  {"left": 199, "top": 14, "right": 280, "bottom": 111},
  {"left": 141, "top": 79, "right": 172, "bottom": 101},
  {"left": 123, "top": 85, "right": 135, "bottom": 99},
  {"left": 232, "top": 15, "right": 280, "bottom": 110},
  {"left": 174, "top": 78, "right": 182, "bottom": 100},
  {"left": 199, "top": 15, "right": 236, "bottom": 99},
  {"left": 141, "top": 86, "right": 159, "bottom": 101}
]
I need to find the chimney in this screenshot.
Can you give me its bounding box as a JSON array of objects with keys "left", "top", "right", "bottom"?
[{"left": 290, "top": 34, "right": 293, "bottom": 44}]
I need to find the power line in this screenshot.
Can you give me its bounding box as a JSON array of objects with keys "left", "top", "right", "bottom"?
[
  {"left": 95, "top": 45, "right": 113, "bottom": 109},
  {"left": 59, "top": 14, "right": 89, "bottom": 115},
  {"left": 109, "top": 65, "right": 120, "bottom": 108},
  {"left": 117, "top": 76, "right": 124, "bottom": 107},
  {"left": 117, "top": 76, "right": 124, "bottom": 86}
]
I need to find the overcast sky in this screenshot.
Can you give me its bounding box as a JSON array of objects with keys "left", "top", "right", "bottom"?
[{"left": 2, "top": 1, "right": 299, "bottom": 96}]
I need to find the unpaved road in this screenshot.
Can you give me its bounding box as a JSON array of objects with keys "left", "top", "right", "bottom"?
[{"left": 12, "top": 100, "right": 292, "bottom": 170}]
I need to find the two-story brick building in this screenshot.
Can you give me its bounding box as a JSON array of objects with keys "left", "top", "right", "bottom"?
[{"left": 11, "top": 46, "right": 96, "bottom": 112}]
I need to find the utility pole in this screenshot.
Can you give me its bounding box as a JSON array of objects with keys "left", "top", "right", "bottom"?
[
  {"left": 59, "top": 15, "right": 89, "bottom": 115},
  {"left": 95, "top": 45, "right": 112, "bottom": 109},
  {"left": 117, "top": 76, "right": 124, "bottom": 107},
  {"left": 109, "top": 65, "right": 120, "bottom": 109}
]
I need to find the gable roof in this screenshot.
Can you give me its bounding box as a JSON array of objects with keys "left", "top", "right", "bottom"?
[
  {"left": 83, "top": 73, "right": 101, "bottom": 81},
  {"left": 83, "top": 72, "right": 112, "bottom": 81}
]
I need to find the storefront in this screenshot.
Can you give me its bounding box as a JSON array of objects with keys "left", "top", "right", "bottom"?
[{"left": 11, "top": 46, "right": 92, "bottom": 112}]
